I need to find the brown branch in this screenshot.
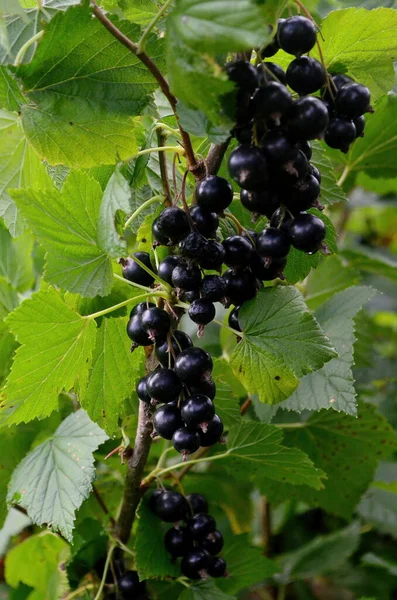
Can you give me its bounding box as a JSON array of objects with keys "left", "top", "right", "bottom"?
[
  {"left": 91, "top": 2, "right": 204, "bottom": 180},
  {"left": 260, "top": 497, "right": 272, "bottom": 557},
  {"left": 240, "top": 396, "right": 252, "bottom": 416},
  {"left": 156, "top": 129, "right": 173, "bottom": 206},
  {"left": 93, "top": 485, "right": 116, "bottom": 528},
  {"left": 205, "top": 139, "right": 232, "bottom": 176}
]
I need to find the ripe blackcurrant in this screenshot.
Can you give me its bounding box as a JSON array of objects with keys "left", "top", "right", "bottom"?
[
  {"left": 298, "top": 140, "right": 312, "bottom": 160},
  {"left": 153, "top": 490, "right": 189, "bottom": 522},
  {"left": 155, "top": 331, "right": 193, "bottom": 367},
  {"left": 141, "top": 307, "right": 171, "bottom": 342},
  {"left": 122, "top": 252, "right": 155, "bottom": 287},
  {"left": 289, "top": 213, "right": 326, "bottom": 253},
  {"left": 260, "top": 25, "right": 280, "bottom": 58},
  {"left": 153, "top": 404, "right": 183, "bottom": 440},
  {"left": 172, "top": 263, "right": 202, "bottom": 291},
  {"left": 119, "top": 571, "right": 145, "bottom": 596},
  {"left": 223, "top": 235, "right": 255, "bottom": 269},
  {"left": 187, "top": 513, "right": 216, "bottom": 541},
  {"left": 286, "top": 57, "right": 326, "bottom": 95},
  {"left": 181, "top": 550, "right": 211, "bottom": 580},
  {"left": 188, "top": 299, "right": 216, "bottom": 326},
  {"left": 126, "top": 316, "right": 153, "bottom": 347},
  {"left": 207, "top": 557, "right": 228, "bottom": 578},
  {"left": 188, "top": 377, "right": 216, "bottom": 401},
  {"left": 310, "top": 164, "right": 321, "bottom": 184},
  {"left": 199, "top": 415, "right": 224, "bottom": 447},
  {"left": 234, "top": 123, "right": 253, "bottom": 145},
  {"left": 253, "top": 82, "right": 293, "bottom": 119},
  {"left": 172, "top": 427, "right": 201, "bottom": 456},
  {"left": 158, "top": 255, "right": 183, "bottom": 286},
  {"left": 286, "top": 96, "right": 329, "bottom": 140},
  {"left": 136, "top": 376, "right": 151, "bottom": 404},
  {"left": 187, "top": 493, "right": 209, "bottom": 515},
  {"left": 277, "top": 16, "right": 317, "bottom": 56},
  {"left": 148, "top": 489, "right": 163, "bottom": 513},
  {"left": 324, "top": 117, "right": 356, "bottom": 153},
  {"left": 190, "top": 205, "right": 219, "bottom": 238},
  {"left": 201, "top": 530, "right": 224, "bottom": 555},
  {"left": 179, "top": 232, "right": 208, "bottom": 260},
  {"left": 130, "top": 301, "right": 155, "bottom": 319},
  {"left": 261, "top": 131, "right": 298, "bottom": 164},
  {"left": 184, "top": 289, "right": 200, "bottom": 303},
  {"left": 181, "top": 394, "right": 215, "bottom": 428},
  {"left": 174, "top": 347, "right": 213, "bottom": 384},
  {"left": 257, "top": 227, "right": 291, "bottom": 259},
  {"left": 164, "top": 526, "right": 193, "bottom": 558},
  {"left": 152, "top": 220, "right": 170, "bottom": 246},
  {"left": 257, "top": 62, "right": 287, "bottom": 86},
  {"left": 284, "top": 173, "right": 321, "bottom": 214},
  {"left": 250, "top": 254, "right": 287, "bottom": 281},
  {"left": 228, "top": 306, "right": 241, "bottom": 332},
  {"left": 198, "top": 240, "right": 226, "bottom": 270},
  {"left": 280, "top": 149, "right": 309, "bottom": 181},
  {"left": 225, "top": 60, "right": 259, "bottom": 92},
  {"left": 152, "top": 207, "right": 190, "bottom": 244},
  {"left": 224, "top": 268, "right": 257, "bottom": 305},
  {"left": 201, "top": 275, "right": 227, "bottom": 303},
  {"left": 147, "top": 368, "right": 182, "bottom": 403},
  {"left": 228, "top": 145, "right": 268, "bottom": 190},
  {"left": 240, "top": 188, "right": 279, "bottom": 218},
  {"left": 335, "top": 83, "right": 372, "bottom": 118},
  {"left": 331, "top": 73, "right": 354, "bottom": 91},
  {"left": 195, "top": 175, "right": 233, "bottom": 212},
  {"left": 353, "top": 115, "right": 365, "bottom": 138}
]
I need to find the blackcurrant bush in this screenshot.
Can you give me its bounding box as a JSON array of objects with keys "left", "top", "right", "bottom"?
[
  {"left": 199, "top": 415, "right": 224, "bottom": 447},
  {"left": 119, "top": 571, "right": 145, "bottom": 596},
  {"left": 253, "top": 82, "right": 293, "bottom": 119},
  {"left": 174, "top": 347, "right": 213, "bottom": 384},
  {"left": 136, "top": 375, "right": 151, "bottom": 404},
  {"left": 257, "top": 62, "right": 287, "bottom": 86},
  {"left": 228, "top": 306, "right": 241, "bottom": 332},
  {"left": 122, "top": 252, "right": 155, "bottom": 287},
  {"left": 324, "top": 117, "right": 356, "bottom": 153},
  {"left": 240, "top": 188, "right": 279, "bottom": 218},
  {"left": 181, "top": 394, "right": 215, "bottom": 428},
  {"left": 130, "top": 301, "right": 155, "bottom": 319},
  {"left": 195, "top": 175, "right": 233, "bottom": 212},
  {"left": 172, "top": 427, "right": 201, "bottom": 456},
  {"left": 153, "top": 404, "right": 183, "bottom": 440},
  {"left": 187, "top": 493, "right": 209, "bottom": 515},
  {"left": 257, "top": 227, "right": 291, "bottom": 259},
  {"left": 298, "top": 140, "right": 312, "bottom": 160},
  {"left": 289, "top": 213, "right": 326, "bottom": 253},
  {"left": 201, "top": 530, "right": 224, "bottom": 555},
  {"left": 126, "top": 316, "right": 153, "bottom": 347},
  {"left": 286, "top": 96, "right": 329, "bottom": 140},
  {"left": 286, "top": 57, "right": 326, "bottom": 95},
  {"left": 353, "top": 115, "right": 365, "bottom": 138},
  {"left": 164, "top": 526, "right": 193, "bottom": 558},
  {"left": 141, "top": 307, "right": 171, "bottom": 342},
  {"left": 224, "top": 268, "right": 257, "bottom": 305},
  {"left": 190, "top": 205, "right": 219, "bottom": 238},
  {"left": 310, "top": 164, "right": 321, "bottom": 183},
  {"left": 277, "top": 16, "right": 317, "bottom": 56},
  {"left": 207, "top": 557, "right": 228, "bottom": 578},
  {"left": 261, "top": 131, "right": 298, "bottom": 164},
  {"left": 335, "top": 83, "right": 372, "bottom": 118},
  {"left": 225, "top": 60, "right": 259, "bottom": 92},
  {"left": 181, "top": 550, "right": 211, "bottom": 580},
  {"left": 201, "top": 275, "right": 227, "bottom": 303},
  {"left": 147, "top": 368, "right": 182, "bottom": 403},
  {"left": 153, "top": 490, "right": 190, "bottom": 522},
  {"left": 172, "top": 263, "right": 202, "bottom": 291},
  {"left": 155, "top": 331, "right": 193, "bottom": 367},
  {"left": 152, "top": 207, "right": 190, "bottom": 244},
  {"left": 179, "top": 232, "right": 208, "bottom": 260},
  {"left": 228, "top": 145, "right": 268, "bottom": 190},
  {"left": 198, "top": 240, "right": 226, "bottom": 270},
  {"left": 188, "top": 377, "right": 216, "bottom": 401},
  {"left": 188, "top": 299, "right": 216, "bottom": 326},
  {"left": 158, "top": 255, "right": 184, "bottom": 286},
  {"left": 223, "top": 235, "right": 255, "bottom": 269}
]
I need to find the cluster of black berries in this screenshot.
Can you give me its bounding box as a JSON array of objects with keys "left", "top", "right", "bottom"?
[{"left": 150, "top": 489, "right": 227, "bottom": 580}]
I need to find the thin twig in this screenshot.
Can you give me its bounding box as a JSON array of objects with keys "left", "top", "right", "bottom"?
[
  {"left": 156, "top": 129, "right": 173, "bottom": 206},
  {"left": 240, "top": 397, "right": 252, "bottom": 415},
  {"left": 93, "top": 485, "right": 116, "bottom": 528}
]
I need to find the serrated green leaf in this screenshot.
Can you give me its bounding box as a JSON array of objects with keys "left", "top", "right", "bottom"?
[
  {"left": 0, "top": 508, "right": 31, "bottom": 558},
  {"left": 305, "top": 255, "right": 361, "bottom": 310},
  {"left": 7, "top": 410, "right": 108, "bottom": 541},
  {"left": 0, "top": 225, "right": 34, "bottom": 291},
  {"left": 98, "top": 167, "right": 132, "bottom": 257},
  {"left": 118, "top": 0, "right": 158, "bottom": 25},
  {"left": 178, "top": 581, "right": 236, "bottom": 600},
  {"left": 358, "top": 480, "right": 397, "bottom": 538},
  {"left": 81, "top": 316, "right": 145, "bottom": 436},
  {"left": 177, "top": 102, "right": 231, "bottom": 145},
  {"left": 0, "top": 286, "right": 97, "bottom": 425},
  {"left": 280, "top": 286, "right": 376, "bottom": 416},
  {"left": 311, "top": 142, "right": 347, "bottom": 207},
  {"left": 11, "top": 171, "right": 114, "bottom": 297},
  {"left": 0, "top": 66, "right": 24, "bottom": 111},
  {"left": 230, "top": 286, "right": 336, "bottom": 405},
  {"left": 0, "top": 321, "right": 17, "bottom": 387},
  {"left": 13, "top": 3, "right": 163, "bottom": 167},
  {"left": 212, "top": 359, "right": 244, "bottom": 428},
  {"left": 341, "top": 247, "right": 397, "bottom": 284}
]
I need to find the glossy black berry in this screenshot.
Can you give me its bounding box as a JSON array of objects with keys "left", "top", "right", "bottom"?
[
  {"left": 153, "top": 490, "right": 189, "bottom": 522},
  {"left": 188, "top": 377, "right": 216, "bottom": 401},
  {"left": 257, "top": 62, "right": 287, "bottom": 86},
  {"left": 257, "top": 227, "right": 291, "bottom": 259},
  {"left": 240, "top": 188, "right": 279, "bottom": 218},
  {"left": 199, "top": 415, "right": 224, "bottom": 447},
  {"left": 179, "top": 232, "right": 208, "bottom": 261},
  {"left": 126, "top": 316, "right": 152, "bottom": 346},
  {"left": 234, "top": 123, "right": 253, "bottom": 145},
  {"left": 172, "top": 428, "right": 201, "bottom": 456},
  {"left": 261, "top": 131, "right": 298, "bottom": 164},
  {"left": 188, "top": 299, "right": 216, "bottom": 326},
  {"left": 187, "top": 513, "right": 216, "bottom": 541},
  {"left": 286, "top": 57, "right": 326, "bottom": 95},
  {"left": 331, "top": 73, "right": 354, "bottom": 90},
  {"left": 164, "top": 526, "right": 192, "bottom": 558},
  {"left": 223, "top": 235, "right": 255, "bottom": 269},
  {"left": 224, "top": 268, "right": 257, "bottom": 305},
  {"left": 195, "top": 175, "right": 233, "bottom": 212},
  {"left": 153, "top": 405, "right": 183, "bottom": 440},
  {"left": 148, "top": 489, "right": 163, "bottom": 513},
  {"left": 289, "top": 213, "right": 326, "bottom": 253},
  {"left": 122, "top": 252, "right": 155, "bottom": 287},
  {"left": 172, "top": 263, "right": 202, "bottom": 291},
  {"left": 184, "top": 289, "right": 201, "bottom": 303},
  {"left": 147, "top": 368, "right": 182, "bottom": 403},
  {"left": 141, "top": 307, "right": 171, "bottom": 342},
  {"left": 298, "top": 140, "right": 312, "bottom": 160},
  {"left": 158, "top": 255, "right": 183, "bottom": 286},
  {"left": 187, "top": 493, "right": 209, "bottom": 515},
  {"left": 269, "top": 207, "right": 294, "bottom": 231},
  {"left": 260, "top": 24, "right": 280, "bottom": 58},
  {"left": 174, "top": 347, "right": 213, "bottom": 384},
  {"left": 152, "top": 220, "right": 170, "bottom": 246},
  {"left": 310, "top": 164, "right": 321, "bottom": 183},
  {"left": 286, "top": 96, "right": 329, "bottom": 141},
  {"left": 277, "top": 16, "right": 317, "bottom": 56},
  {"left": 198, "top": 240, "right": 226, "bottom": 270},
  {"left": 225, "top": 60, "right": 259, "bottom": 92},
  {"left": 201, "top": 530, "right": 224, "bottom": 556},
  {"left": 153, "top": 207, "right": 190, "bottom": 244},
  {"left": 280, "top": 149, "right": 309, "bottom": 182},
  {"left": 324, "top": 117, "right": 357, "bottom": 153},
  {"left": 286, "top": 174, "right": 321, "bottom": 214},
  {"left": 136, "top": 376, "right": 151, "bottom": 404},
  {"left": 335, "top": 83, "right": 371, "bottom": 118},
  {"left": 228, "top": 145, "right": 268, "bottom": 190},
  {"left": 201, "top": 275, "right": 227, "bottom": 303},
  {"left": 130, "top": 301, "right": 155, "bottom": 319},
  {"left": 353, "top": 115, "right": 365, "bottom": 138},
  {"left": 253, "top": 82, "right": 293, "bottom": 119},
  {"left": 119, "top": 571, "right": 145, "bottom": 596},
  {"left": 207, "top": 557, "right": 228, "bottom": 578},
  {"left": 155, "top": 331, "right": 193, "bottom": 368},
  {"left": 181, "top": 394, "right": 215, "bottom": 428},
  {"left": 181, "top": 550, "right": 211, "bottom": 580},
  {"left": 190, "top": 206, "right": 219, "bottom": 238},
  {"left": 228, "top": 306, "right": 241, "bottom": 331},
  {"left": 250, "top": 254, "right": 287, "bottom": 281}
]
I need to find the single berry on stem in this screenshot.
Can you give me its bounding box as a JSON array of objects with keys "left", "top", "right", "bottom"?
[
  {"left": 335, "top": 83, "right": 372, "bottom": 118},
  {"left": 152, "top": 207, "right": 190, "bottom": 244},
  {"left": 188, "top": 299, "right": 216, "bottom": 328},
  {"left": 172, "top": 427, "right": 201, "bottom": 458},
  {"left": 201, "top": 275, "right": 228, "bottom": 303},
  {"left": 224, "top": 268, "right": 258, "bottom": 305},
  {"left": 286, "top": 96, "right": 329, "bottom": 141},
  {"left": 187, "top": 493, "right": 209, "bottom": 515},
  {"left": 324, "top": 117, "right": 357, "bottom": 153},
  {"left": 195, "top": 175, "right": 233, "bottom": 212},
  {"left": 257, "top": 227, "right": 291, "bottom": 260},
  {"left": 153, "top": 404, "right": 183, "bottom": 440},
  {"left": 152, "top": 490, "right": 190, "bottom": 522},
  {"left": 277, "top": 16, "right": 317, "bottom": 56},
  {"left": 181, "top": 550, "right": 211, "bottom": 580},
  {"left": 187, "top": 513, "right": 217, "bottom": 541},
  {"left": 207, "top": 557, "right": 228, "bottom": 578},
  {"left": 130, "top": 301, "right": 155, "bottom": 319},
  {"left": 141, "top": 307, "right": 171, "bottom": 342},
  {"left": 289, "top": 213, "right": 326, "bottom": 254},
  {"left": 126, "top": 316, "right": 153, "bottom": 347},
  {"left": 201, "top": 530, "right": 224, "bottom": 555},
  {"left": 118, "top": 571, "right": 145, "bottom": 596},
  {"left": 190, "top": 205, "right": 219, "bottom": 238},
  {"left": 121, "top": 252, "right": 155, "bottom": 287},
  {"left": 181, "top": 394, "right": 215, "bottom": 429},
  {"left": 253, "top": 82, "right": 293, "bottom": 120},
  {"left": 158, "top": 255, "right": 184, "bottom": 286},
  {"left": 172, "top": 263, "right": 202, "bottom": 291},
  {"left": 286, "top": 57, "right": 326, "bottom": 95},
  {"left": 175, "top": 347, "right": 213, "bottom": 384},
  {"left": 199, "top": 415, "right": 225, "bottom": 447}
]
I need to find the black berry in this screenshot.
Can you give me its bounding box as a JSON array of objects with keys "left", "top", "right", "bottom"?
[
  {"left": 153, "top": 404, "right": 183, "bottom": 440},
  {"left": 257, "top": 227, "right": 291, "bottom": 259},
  {"left": 198, "top": 239, "right": 226, "bottom": 270},
  {"left": 179, "top": 232, "right": 208, "bottom": 261},
  {"left": 187, "top": 493, "right": 209, "bottom": 515},
  {"left": 261, "top": 131, "right": 298, "bottom": 164},
  {"left": 174, "top": 347, "right": 213, "bottom": 384},
  {"left": 335, "top": 83, "right": 371, "bottom": 118},
  {"left": 286, "top": 96, "right": 329, "bottom": 140},
  {"left": 225, "top": 60, "right": 259, "bottom": 92},
  {"left": 224, "top": 268, "right": 257, "bottom": 305},
  {"left": 141, "top": 307, "right": 171, "bottom": 342},
  {"left": 223, "top": 235, "right": 254, "bottom": 269},
  {"left": 164, "top": 527, "right": 192, "bottom": 558},
  {"left": 228, "top": 306, "right": 241, "bottom": 332},
  {"left": 277, "top": 16, "right": 317, "bottom": 56},
  {"left": 353, "top": 115, "right": 365, "bottom": 138},
  {"left": 257, "top": 62, "right": 287, "bottom": 86},
  {"left": 187, "top": 513, "right": 216, "bottom": 541},
  {"left": 289, "top": 213, "right": 326, "bottom": 253},
  {"left": 119, "top": 571, "right": 145, "bottom": 596},
  {"left": 158, "top": 255, "right": 184, "bottom": 286},
  {"left": 136, "top": 376, "right": 151, "bottom": 404},
  {"left": 228, "top": 145, "right": 268, "bottom": 190},
  {"left": 195, "top": 175, "right": 233, "bottom": 212},
  {"left": 153, "top": 490, "right": 189, "bottom": 522},
  {"left": 147, "top": 368, "right": 182, "bottom": 403},
  {"left": 181, "top": 550, "right": 211, "bottom": 580},
  {"left": 188, "top": 299, "right": 216, "bottom": 326},
  {"left": 190, "top": 205, "right": 219, "bottom": 238},
  {"left": 172, "top": 428, "right": 201, "bottom": 456},
  {"left": 188, "top": 377, "right": 216, "bottom": 401},
  {"left": 155, "top": 331, "right": 193, "bottom": 367},
  {"left": 240, "top": 188, "right": 279, "bottom": 218},
  {"left": 199, "top": 415, "right": 224, "bottom": 447},
  {"left": 181, "top": 394, "right": 215, "bottom": 428},
  {"left": 122, "top": 252, "right": 155, "bottom": 287},
  {"left": 126, "top": 316, "right": 153, "bottom": 347},
  {"left": 253, "top": 81, "right": 293, "bottom": 119},
  {"left": 130, "top": 301, "right": 155, "bottom": 319},
  {"left": 207, "top": 557, "right": 228, "bottom": 578},
  {"left": 324, "top": 117, "right": 357, "bottom": 153},
  {"left": 286, "top": 57, "right": 326, "bottom": 95},
  {"left": 201, "top": 275, "right": 227, "bottom": 302},
  {"left": 201, "top": 530, "right": 224, "bottom": 555},
  {"left": 153, "top": 207, "right": 190, "bottom": 244},
  {"left": 172, "top": 263, "right": 202, "bottom": 291}
]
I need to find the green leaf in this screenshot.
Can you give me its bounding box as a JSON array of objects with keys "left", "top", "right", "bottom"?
[
  {"left": 1, "top": 286, "right": 97, "bottom": 426},
  {"left": 81, "top": 316, "right": 145, "bottom": 436},
  {"left": 0, "top": 110, "right": 52, "bottom": 237},
  {"left": 277, "top": 522, "right": 361, "bottom": 584},
  {"left": 279, "top": 286, "right": 377, "bottom": 416},
  {"left": 0, "top": 66, "right": 24, "bottom": 111},
  {"left": 314, "top": 8, "right": 397, "bottom": 100},
  {"left": 118, "top": 0, "right": 158, "bottom": 25},
  {"left": 0, "top": 225, "right": 34, "bottom": 291},
  {"left": 178, "top": 581, "right": 236, "bottom": 600},
  {"left": 0, "top": 508, "right": 31, "bottom": 558},
  {"left": 230, "top": 286, "right": 336, "bottom": 405},
  {"left": 212, "top": 359, "right": 244, "bottom": 428},
  {"left": 7, "top": 410, "right": 108, "bottom": 541},
  {"left": 11, "top": 171, "right": 114, "bottom": 297},
  {"left": 358, "top": 480, "right": 397, "bottom": 538},
  {"left": 305, "top": 255, "right": 361, "bottom": 310},
  {"left": 98, "top": 167, "right": 132, "bottom": 257},
  {"left": 176, "top": 102, "right": 231, "bottom": 144},
  {"left": 223, "top": 421, "right": 325, "bottom": 489},
  {"left": 5, "top": 531, "right": 70, "bottom": 598},
  {"left": 13, "top": 3, "right": 163, "bottom": 167},
  {"left": 311, "top": 142, "right": 347, "bottom": 206},
  {"left": 134, "top": 498, "right": 180, "bottom": 580},
  {"left": 362, "top": 553, "right": 397, "bottom": 576},
  {"left": 341, "top": 247, "right": 397, "bottom": 284}
]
